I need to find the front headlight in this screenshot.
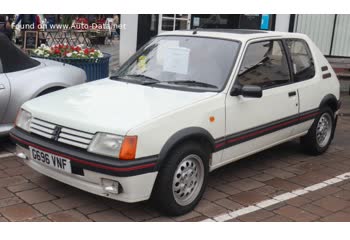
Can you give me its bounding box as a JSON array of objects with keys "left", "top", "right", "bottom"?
[
  {"left": 15, "top": 109, "right": 32, "bottom": 132},
  {"left": 88, "top": 133, "right": 138, "bottom": 160},
  {"left": 88, "top": 133, "right": 124, "bottom": 158}
]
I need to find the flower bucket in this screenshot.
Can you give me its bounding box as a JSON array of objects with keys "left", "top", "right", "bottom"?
[
  {"left": 31, "top": 44, "right": 111, "bottom": 81},
  {"left": 33, "top": 54, "right": 111, "bottom": 81}
]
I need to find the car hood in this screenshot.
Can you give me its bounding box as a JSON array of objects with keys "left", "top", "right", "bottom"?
[{"left": 23, "top": 79, "right": 217, "bottom": 135}]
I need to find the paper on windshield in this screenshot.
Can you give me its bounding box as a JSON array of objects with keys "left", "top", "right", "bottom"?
[
  {"left": 163, "top": 47, "right": 190, "bottom": 75},
  {"left": 157, "top": 40, "right": 179, "bottom": 64}
]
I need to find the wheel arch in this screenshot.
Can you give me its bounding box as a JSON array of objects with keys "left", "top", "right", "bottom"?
[
  {"left": 157, "top": 127, "right": 215, "bottom": 169},
  {"left": 319, "top": 94, "right": 339, "bottom": 114},
  {"left": 36, "top": 86, "right": 66, "bottom": 97}
]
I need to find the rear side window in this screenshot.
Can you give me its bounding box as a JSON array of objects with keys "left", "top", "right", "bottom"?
[
  {"left": 237, "top": 40, "right": 291, "bottom": 88},
  {"left": 286, "top": 39, "right": 315, "bottom": 82}
]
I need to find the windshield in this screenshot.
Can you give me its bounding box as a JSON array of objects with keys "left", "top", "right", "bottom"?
[{"left": 115, "top": 36, "right": 240, "bottom": 91}]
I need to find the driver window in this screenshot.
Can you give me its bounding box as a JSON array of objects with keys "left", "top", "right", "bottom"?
[{"left": 237, "top": 40, "right": 291, "bottom": 88}]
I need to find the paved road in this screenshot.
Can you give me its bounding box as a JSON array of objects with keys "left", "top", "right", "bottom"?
[{"left": 0, "top": 95, "right": 349, "bottom": 222}]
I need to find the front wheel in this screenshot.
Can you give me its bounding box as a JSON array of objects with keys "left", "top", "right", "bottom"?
[
  {"left": 301, "top": 107, "right": 335, "bottom": 155},
  {"left": 151, "top": 141, "right": 209, "bottom": 216}
]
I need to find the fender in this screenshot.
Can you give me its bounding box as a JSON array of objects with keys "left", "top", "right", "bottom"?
[
  {"left": 157, "top": 127, "right": 215, "bottom": 168},
  {"left": 319, "top": 94, "right": 340, "bottom": 140},
  {"left": 319, "top": 94, "right": 339, "bottom": 113}
]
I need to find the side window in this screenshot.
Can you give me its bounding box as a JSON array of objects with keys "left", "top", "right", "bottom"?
[
  {"left": 286, "top": 39, "right": 315, "bottom": 81},
  {"left": 238, "top": 40, "right": 291, "bottom": 88}
]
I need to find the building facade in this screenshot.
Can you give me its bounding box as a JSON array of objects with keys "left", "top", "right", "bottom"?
[{"left": 119, "top": 14, "right": 350, "bottom": 64}]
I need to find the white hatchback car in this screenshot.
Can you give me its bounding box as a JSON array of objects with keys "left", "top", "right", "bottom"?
[{"left": 11, "top": 29, "right": 341, "bottom": 216}]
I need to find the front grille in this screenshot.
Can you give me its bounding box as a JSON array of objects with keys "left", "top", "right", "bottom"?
[{"left": 29, "top": 118, "right": 94, "bottom": 149}]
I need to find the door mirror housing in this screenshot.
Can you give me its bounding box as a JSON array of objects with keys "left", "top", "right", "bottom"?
[{"left": 230, "top": 85, "right": 263, "bottom": 98}]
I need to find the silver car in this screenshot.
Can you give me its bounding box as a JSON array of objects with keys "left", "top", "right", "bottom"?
[{"left": 0, "top": 33, "right": 86, "bottom": 136}]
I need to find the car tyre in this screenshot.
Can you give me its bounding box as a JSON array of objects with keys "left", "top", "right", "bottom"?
[
  {"left": 151, "top": 141, "right": 209, "bottom": 216},
  {"left": 300, "top": 107, "right": 335, "bottom": 155}
]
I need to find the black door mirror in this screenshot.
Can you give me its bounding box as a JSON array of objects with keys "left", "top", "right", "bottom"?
[{"left": 230, "top": 85, "right": 262, "bottom": 98}]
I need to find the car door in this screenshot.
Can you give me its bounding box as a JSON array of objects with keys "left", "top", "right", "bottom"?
[
  {"left": 284, "top": 39, "right": 319, "bottom": 136},
  {"left": 0, "top": 59, "right": 10, "bottom": 122},
  {"left": 216, "top": 39, "right": 299, "bottom": 166}
]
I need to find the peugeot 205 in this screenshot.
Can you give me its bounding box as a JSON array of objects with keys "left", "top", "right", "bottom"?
[{"left": 10, "top": 29, "right": 341, "bottom": 216}]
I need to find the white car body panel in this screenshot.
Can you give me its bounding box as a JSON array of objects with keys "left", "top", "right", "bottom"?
[{"left": 23, "top": 79, "right": 217, "bottom": 137}]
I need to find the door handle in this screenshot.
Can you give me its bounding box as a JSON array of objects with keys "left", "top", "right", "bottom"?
[
  {"left": 288, "top": 91, "right": 296, "bottom": 97},
  {"left": 0, "top": 84, "right": 5, "bottom": 90}
]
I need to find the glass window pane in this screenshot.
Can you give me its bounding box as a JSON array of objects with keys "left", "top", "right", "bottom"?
[
  {"left": 175, "top": 20, "right": 188, "bottom": 30},
  {"left": 238, "top": 40, "right": 290, "bottom": 88},
  {"left": 286, "top": 39, "right": 315, "bottom": 81},
  {"left": 117, "top": 36, "right": 240, "bottom": 91},
  {"left": 161, "top": 19, "right": 174, "bottom": 31}
]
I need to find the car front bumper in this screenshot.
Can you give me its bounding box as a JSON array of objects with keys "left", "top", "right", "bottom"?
[
  {"left": 0, "top": 123, "right": 13, "bottom": 137},
  {"left": 10, "top": 128, "right": 159, "bottom": 203}
]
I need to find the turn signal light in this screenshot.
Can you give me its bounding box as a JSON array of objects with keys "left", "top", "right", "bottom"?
[{"left": 119, "top": 136, "right": 138, "bottom": 160}]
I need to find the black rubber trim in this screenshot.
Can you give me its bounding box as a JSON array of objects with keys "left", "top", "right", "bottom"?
[
  {"left": 158, "top": 127, "right": 215, "bottom": 168},
  {"left": 10, "top": 128, "right": 158, "bottom": 177},
  {"left": 214, "top": 108, "right": 320, "bottom": 151}
]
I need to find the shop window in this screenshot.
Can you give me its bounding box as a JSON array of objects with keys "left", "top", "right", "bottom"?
[
  {"left": 286, "top": 39, "right": 315, "bottom": 81},
  {"left": 238, "top": 40, "right": 291, "bottom": 88}
]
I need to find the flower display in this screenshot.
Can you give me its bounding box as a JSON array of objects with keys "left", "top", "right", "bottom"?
[{"left": 32, "top": 44, "right": 104, "bottom": 59}]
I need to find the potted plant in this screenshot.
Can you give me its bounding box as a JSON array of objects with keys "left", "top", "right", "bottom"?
[{"left": 31, "top": 44, "right": 111, "bottom": 81}]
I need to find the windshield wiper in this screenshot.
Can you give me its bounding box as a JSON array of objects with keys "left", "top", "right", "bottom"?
[
  {"left": 165, "top": 80, "right": 218, "bottom": 89},
  {"left": 124, "top": 74, "right": 161, "bottom": 85}
]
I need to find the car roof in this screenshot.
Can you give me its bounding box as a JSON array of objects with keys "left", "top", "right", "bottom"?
[{"left": 158, "top": 29, "right": 307, "bottom": 42}]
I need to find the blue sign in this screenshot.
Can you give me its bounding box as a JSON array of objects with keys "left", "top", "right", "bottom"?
[{"left": 260, "top": 14, "right": 270, "bottom": 30}]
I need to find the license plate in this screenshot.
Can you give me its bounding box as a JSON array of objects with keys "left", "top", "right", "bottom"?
[{"left": 29, "top": 147, "right": 72, "bottom": 173}]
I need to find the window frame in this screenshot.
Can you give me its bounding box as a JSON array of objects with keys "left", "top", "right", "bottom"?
[
  {"left": 285, "top": 38, "right": 316, "bottom": 82},
  {"left": 232, "top": 38, "right": 294, "bottom": 91}
]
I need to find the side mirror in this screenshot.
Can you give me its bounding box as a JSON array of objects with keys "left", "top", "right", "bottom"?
[{"left": 230, "top": 85, "right": 262, "bottom": 98}]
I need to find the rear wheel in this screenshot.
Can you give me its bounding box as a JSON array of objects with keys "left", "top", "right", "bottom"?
[
  {"left": 152, "top": 141, "right": 209, "bottom": 216},
  {"left": 301, "top": 107, "right": 335, "bottom": 155}
]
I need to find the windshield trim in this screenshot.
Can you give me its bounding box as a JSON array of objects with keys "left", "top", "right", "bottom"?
[{"left": 113, "top": 35, "right": 242, "bottom": 93}]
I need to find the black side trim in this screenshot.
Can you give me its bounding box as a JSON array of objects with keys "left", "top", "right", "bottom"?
[
  {"left": 321, "top": 66, "right": 328, "bottom": 71},
  {"left": 10, "top": 128, "right": 158, "bottom": 177},
  {"left": 214, "top": 108, "right": 319, "bottom": 151},
  {"left": 158, "top": 127, "right": 215, "bottom": 168}
]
